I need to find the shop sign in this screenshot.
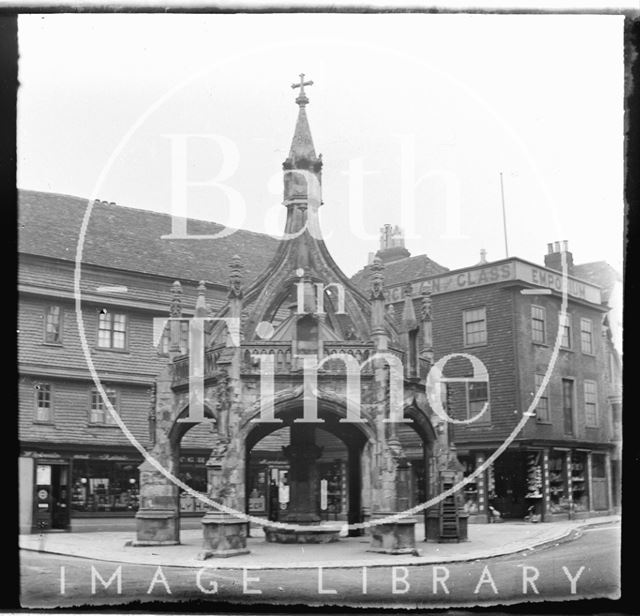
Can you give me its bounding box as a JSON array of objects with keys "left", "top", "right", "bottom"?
[
  {"left": 429, "top": 259, "right": 601, "bottom": 304},
  {"left": 386, "top": 279, "right": 433, "bottom": 304},
  {"left": 257, "top": 458, "right": 288, "bottom": 467},
  {"left": 431, "top": 262, "right": 515, "bottom": 295},
  {"left": 514, "top": 261, "right": 601, "bottom": 304}
]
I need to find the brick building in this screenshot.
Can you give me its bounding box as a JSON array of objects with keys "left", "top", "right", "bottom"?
[{"left": 353, "top": 234, "right": 621, "bottom": 523}]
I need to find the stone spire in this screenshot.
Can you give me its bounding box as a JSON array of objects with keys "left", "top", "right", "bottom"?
[
  {"left": 287, "top": 73, "right": 317, "bottom": 163},
  {"left": 282, "top": 74, "right": 323, "bottom": 235}
]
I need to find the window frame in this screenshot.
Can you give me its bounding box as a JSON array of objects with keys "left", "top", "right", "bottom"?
[
  {"left": 96, "top": 309, "right": 128, "bottom": 351},
  {"left": 43, "top": 305, "right": 64, "bottom": 345},
  {"left": 561, "top": 377, "right": 575, "bottom": 435},
  {"left": 89, "top": 387, "right": 120, "bottom": 426},
  {"left": 34, "top": 382, "right": 53, "bottom": 424},
  {"left": 584, "top": 379, "right": 599, "bottom": 428},
  {"left": 465, "top": 379, "right": 491, "bottom": 424},
  {"left": 534, "top": 373, "right": 551, "bottom": 423},
  {"left": 559, "top": 312, "right": 573, "bottom": 350},
  {"left": 531, "top": 305, "right": 547, "bottom": 345},
  {"left": 580, "top": 317, "right": 594, "bottom": 355},
  {"left": 462, "top": 307, "right": 487, "bottom": 347}
]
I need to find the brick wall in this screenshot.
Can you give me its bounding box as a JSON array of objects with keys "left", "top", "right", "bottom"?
[
  {"left": 432, "top": 283, "right": 519, "bottom": 443},
  {"left": 514, "top": 292, "right": 611, "bottom": 444},
  {"left": 431, "top": 280, "right": 611, "bottom": 448}
]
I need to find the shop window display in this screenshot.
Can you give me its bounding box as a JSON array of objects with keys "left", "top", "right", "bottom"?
[
  {"left": 459, "top": 455, "right": 480, "bottom": 515},
  {"left": 525, "top": 452, "right": 543, "bottom": 522},
  {"left": 318, "top": 460, "right": 347, "bottom": 520},
  {"left": 571, "top": 451, "right": 589, "bottom": 513},
  {"left": 548, "top": 452, "right": 570, "bottom": 514},
  {"left": 71, "top": 460, "right": 139, "bottom": 513}
]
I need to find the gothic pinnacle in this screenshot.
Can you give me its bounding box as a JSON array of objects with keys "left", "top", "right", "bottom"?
[
  {"left": 196, "top": 280, "right": 208, "bottom": 318},
  {"left": 169, "top": 280, "right": 183, "bottom": 318},
  {"left": 228, "top": 254, "right": 244, "bottom": 299},
  {"left": 287, "top": 73, "right": 317, "bottom": 162}
]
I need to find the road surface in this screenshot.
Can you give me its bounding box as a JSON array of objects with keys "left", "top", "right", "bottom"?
[{"left": 20, "top": 522, "right": 620, "bottom": 609}]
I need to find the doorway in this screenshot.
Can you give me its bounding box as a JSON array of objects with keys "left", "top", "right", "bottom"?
[
  {"left": 491, "top": 451, "right": 528, "bottom": 519},
  {"left": 34, "top": 462, "right": 70, "bottom": 531}
]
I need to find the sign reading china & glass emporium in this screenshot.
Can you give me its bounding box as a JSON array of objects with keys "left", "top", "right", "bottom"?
[{"left": 423, "top": 258, "right": 601, "bottom": 304}]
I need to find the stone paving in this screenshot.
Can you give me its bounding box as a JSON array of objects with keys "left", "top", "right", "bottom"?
[{"left": 20, "top": 515, "right": 619, "bottom": 570}]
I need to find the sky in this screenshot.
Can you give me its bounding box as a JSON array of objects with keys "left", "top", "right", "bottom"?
[{"left": 17, "top": 13, "right": 625, "bottom": 277}]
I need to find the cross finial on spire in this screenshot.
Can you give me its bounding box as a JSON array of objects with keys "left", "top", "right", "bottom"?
[{"left": 291, "top": 73, "right": 313, "bottom": 106}]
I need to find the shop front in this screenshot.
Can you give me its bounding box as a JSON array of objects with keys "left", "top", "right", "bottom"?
[
  {"left": 71, "top": 458, "right": 140, "bottom": 515},
  {"left": 20, "top": 448, "right": 143, "bottom": 532},
  {"left": 456, "top": 445, "right": 614, "bottom": 524},
  {"left": 542, "top": 447, "right": 612, "bottom": 521},
  {"left": 457, "top": 451, "right": 489, "bottom": 523}
]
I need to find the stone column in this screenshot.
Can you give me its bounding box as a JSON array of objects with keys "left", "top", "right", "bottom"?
[
  {"left": 360, "top": 443, "right": 372, "bottom": 536},
  {"left": 368, "top": 442, "right": 418, "bottom": 555},
  {"left": 280, "top": 424, "right": 322, "bottom": 523},
  {"left": 131, "top": 366, "right": 180, "bottom": 547}
]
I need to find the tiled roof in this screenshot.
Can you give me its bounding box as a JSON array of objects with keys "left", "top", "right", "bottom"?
[
  {"left": 573, "top": 261, "right": 622, "bottom": 304},
  {"left": 351, "top": 254, "right": 449, "bottom": 294},
  {"left": 18, "top": 189, "right": 279, "bottom": 286}
]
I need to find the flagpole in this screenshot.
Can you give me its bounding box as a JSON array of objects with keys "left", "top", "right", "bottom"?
[{"left": 500, "top": 172, "right": 509, "bottom": 258}]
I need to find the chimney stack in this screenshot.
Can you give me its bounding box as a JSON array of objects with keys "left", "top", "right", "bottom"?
[
  {"left": 544, "top": 240, "right": 574, "bottom": 274},
  {"left": 375, "top": 223, "right": 411, "bottom": 264}
]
